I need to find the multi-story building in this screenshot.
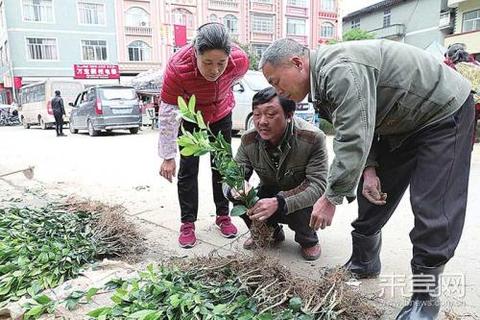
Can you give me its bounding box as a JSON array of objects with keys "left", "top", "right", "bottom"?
[
  {"left": 114, "top": 0, "right": 163, "bottom": 78},
  {"left": 342, "top": 0, "right": 454, "bottom": 50},
  {"left": 0, "top": 0, "right": 119, "bottom": 103},
  {"left": 444, "top": 0, "right": 480, "bottom": 59},
  {"left": 127, "top": 0, "right": 340, "bottom": 77}
]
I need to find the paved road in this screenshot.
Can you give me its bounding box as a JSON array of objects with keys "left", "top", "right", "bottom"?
[{"left": 1, "top": 125, "right": 479, "bottom": 319}]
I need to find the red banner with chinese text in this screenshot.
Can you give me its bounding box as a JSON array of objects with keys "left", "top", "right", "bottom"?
[{"left": 73, "top": 64, "right": 120, "bottom": 79}]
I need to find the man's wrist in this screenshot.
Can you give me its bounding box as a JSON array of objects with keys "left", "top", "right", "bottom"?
[
  {"left": 363, "top": 166, "right": 377, "bottom": 178},
  {"left": 275, "top": 194, "right": 287, "bottom": 216}
]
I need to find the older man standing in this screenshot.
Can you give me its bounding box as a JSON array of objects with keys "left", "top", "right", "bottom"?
[{"left": 260, "top": 38, "right": 474, "bottom": 320}]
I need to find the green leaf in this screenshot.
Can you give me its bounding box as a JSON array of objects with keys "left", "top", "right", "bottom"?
[
  {"left": 230, "top": 205, "right": 247, "bottom": 217},
  {"left": 34, "top": 294, "right": 52, "bottom": 305},
  {"left": 288, "top": 296, "right": 302, "bottom": 311},
  {"left": 196, "top": 111, "right": 207, "bottom": 130},
  {"left": 24, "top": 305, "right": 45, "bottom": 318},
  {"left": 188, "top": 95, "right": 196, "bottom": 114},
  {"left": 127, "top": 309, "right": 158, "bottom": 320},
  {"left": 213, "top": 303, "right": 227, "bottom": 314},
  {"left": 87, "top": 306, "right": 112, "bottom": 318},
  {"left": 180, "top": 146, "right": 197, "bottom": 157},
  {"left": 86, "top": 287, "right": 99, "bottom": 301},
  {"left": 65, "top": 299, "right": 78, "bottom": 311},
  {"left": 177, "top": 96, "right": 188, "bottom": 113},
  {"left": 169, "top": 294, "right": 181, "bottom": 308}
]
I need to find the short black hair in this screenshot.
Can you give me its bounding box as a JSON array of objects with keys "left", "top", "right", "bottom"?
[
  {"left": 55, "top": 90, "right": 61, "bottom": 96},
  {"left": 194, "top": 22, "right": 231, "bottom": 55},
  {"left": 252, "top": 87, "right": 296, "bottom": 114},
  {"left": 447, "top": 43, "right": 470, "bottom": 64}
]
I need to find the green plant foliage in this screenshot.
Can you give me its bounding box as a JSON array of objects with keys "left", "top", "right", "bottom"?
[
  {"left": 0, "top": 205, "right": 125, "bottom": 307},
  {"left": 88, "top": 264, "right": 314, "bottom": 320},
  {"left": 234, "top": 41, "right": 259, "bottom": 70},
  {"left": 177, "top": 96, "right": 259, "bottom": 216},
  {"left": 342, "top": 28, "right": 375, "bottom": 41}
]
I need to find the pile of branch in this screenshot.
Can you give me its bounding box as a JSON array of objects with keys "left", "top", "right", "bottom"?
[{"left": 176, "top": 254, "right": 383, "bottom": 319}]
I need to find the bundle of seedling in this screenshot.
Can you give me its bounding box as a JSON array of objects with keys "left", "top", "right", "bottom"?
[
  {"left": 0, "top": 198, "right": 142, "bottom": 308},
  {"left": 84, "top": 254, "right": 381, "bottom": 319}
]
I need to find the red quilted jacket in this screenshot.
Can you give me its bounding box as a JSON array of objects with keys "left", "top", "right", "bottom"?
[{"left": 161, "top": 44, "right": 249, "bottom": 124}]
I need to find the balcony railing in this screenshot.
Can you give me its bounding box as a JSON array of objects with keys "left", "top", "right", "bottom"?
[
  {"left": 318, "top": 11, "right": 337, "bottom": 19},
  {"left": 251, "top": 32, "right": 274, "bottom": 42},
  {"left": 125, "top": 26, "right": 152, "bottom": 36},
  {"left": 369, "top": 24, "right": 405, "bottom": 40},
  {"left": 251, "top": 2, "right": 274, "bottom": 13},
  {"left": 286, "top": 34, "right": 307, "bottom": 45},
  {"left": 169, "top": 0, "right": 197, "bottom": 6},
  {"left": 208, "top": 0, "right": 239, "bottom": 11},
  {"left": 447, "top": 0, "right": 467, "bottom": 7},
  {"left": 286, "top": 6, "right": 308, "bottom": 17}
]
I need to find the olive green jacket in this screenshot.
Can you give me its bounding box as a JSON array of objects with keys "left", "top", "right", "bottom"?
[
  {"left": 310, "top": 39, "right": 471, "bottom": 205},
  {"left": 235, "top": 117, "right": 328, "bottom": 214}
]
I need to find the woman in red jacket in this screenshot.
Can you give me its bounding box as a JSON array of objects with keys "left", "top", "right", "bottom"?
[{"left": 158, "top": 23, "right": 249, "bottom": 248}]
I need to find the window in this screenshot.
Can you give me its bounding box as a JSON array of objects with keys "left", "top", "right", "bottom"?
[
  {"left": 463, "top": 9, "right": 480, "bottom": 32},
  {"left": 252, "top": 44, "right": 269, "bottom": 57},
  {"left": 26, "top": 38, "right": 57, "bottom": 60},
  {"left": 351, "top": 18, "right": 360, "bottom": 29},
  {"left": 23, "top": 0, "right": 53, "bottom": 22},
  {"left": 81, "top": 40, "right": 107, "bottom": 61},
  {"left": 128, "top": 40, "right": 151, "bottom": 61},
  {"left": 172, "top": 9, "right": 194, "bottom": 28},
  {"left": 125, "top": 7, "right": 150, "bottom": 27},
  {"left": 209, "top": 14, "right": 218, "bottom": 22},
  {"left": 320, "top": 22, "right": 334, "bottom": 38},
  {"left": 252, "top": 14, "right": 273, "bottom": 33},
  {"left": 287, "top": 0, "right": 307, "bottom": 7},
  {"left": 383, "top": 8, "right": 391, "bottom": 28},
  {"left": 20, "top": 83, "right": 46, "bottom": 104},
  {"left": 287, "top": 18, "right": 306, "bottom": 35},
  {"left": 224, "top": 14, "right": 238, "bottom": 34},
  {"left": 321, "top": 0, "right": 335, "bottom": 12},
  {"left": 78, "top": 2, "right": 105, "bottom": 25}
]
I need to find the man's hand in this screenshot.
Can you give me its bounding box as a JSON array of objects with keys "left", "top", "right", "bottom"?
[
  {"left": 362, "top": 167, "right": 387, "bottom": 205},
  {"left": 310, "top": 195, "right": 336, "bottom": 230},
  {"left": 231, "top": 181, "right": 253, "bottom": 200},
  {"left": 248, "top": 198, "right": 278, "bottom": 221},
  {"left": 159, "top": 159, "right": 176, "bottom": 183}
]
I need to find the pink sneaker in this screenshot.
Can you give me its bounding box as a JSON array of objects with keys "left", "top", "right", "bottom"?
[
  {"left": 216, "top": 216, "right": 238, "bottom": 238},
  {"left": 178, "top": 222, "right": 197, "bottom": 248}
]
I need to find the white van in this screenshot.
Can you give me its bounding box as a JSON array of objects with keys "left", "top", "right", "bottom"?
[
  {"left": 19, "top": 80, "right": 84, "bottom": 129},
  {"left": 232, "top": 70, "right": 315, "bottom": 132}
]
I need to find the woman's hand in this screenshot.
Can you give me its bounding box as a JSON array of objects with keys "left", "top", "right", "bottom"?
[{"left": 159, "top": 159, "right": 176, "bottom": 183}]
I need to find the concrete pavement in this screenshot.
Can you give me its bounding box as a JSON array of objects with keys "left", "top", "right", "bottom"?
[{"left": 0, "top": 125, "right": 479, "bottom": 319}]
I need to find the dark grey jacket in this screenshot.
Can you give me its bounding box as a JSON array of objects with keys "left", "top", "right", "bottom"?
[
  {"left": 310, "top": 39, "right": 471, "bottom": 205},
  {"left": 51, "top": 96, "right": 65, "bottom": 115},
  {"left": 235, "top": 117, "right": 328, "bottom": 214}
]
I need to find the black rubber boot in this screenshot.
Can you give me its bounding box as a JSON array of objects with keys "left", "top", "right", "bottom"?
[
  {"left": 344, "top": 230, "right": 381, "bottom": 278},
  {"left": 396, "top": 264, "right": 444, "bottom": 320}
]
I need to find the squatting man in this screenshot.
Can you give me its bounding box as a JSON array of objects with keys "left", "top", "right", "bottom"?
[{"left": 224, "top": 86, "right": 328, "bottom": 261}]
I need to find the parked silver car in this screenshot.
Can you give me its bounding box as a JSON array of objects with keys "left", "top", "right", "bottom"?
[
  {"left": 232, "top": 70, "right": 315, "bottom": 132},
  {"left": 69, "top": 85, "right": 142, "bottom": 136}
]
